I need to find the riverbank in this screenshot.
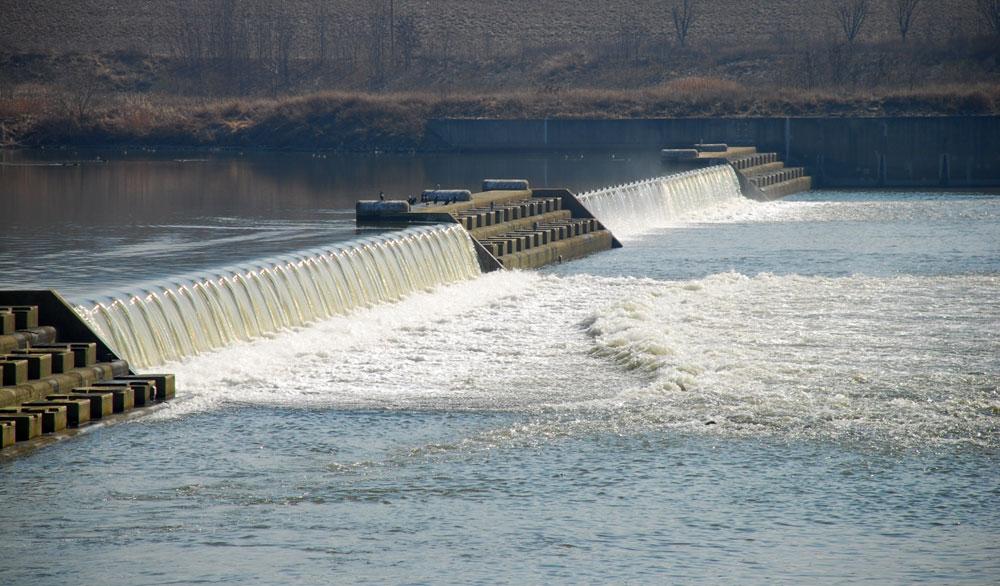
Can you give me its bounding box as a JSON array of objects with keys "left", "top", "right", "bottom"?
[{"left": 3, "top": 85, "right": 999, "bottom": 152}]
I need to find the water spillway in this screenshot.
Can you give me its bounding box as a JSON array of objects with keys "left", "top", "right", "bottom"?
[
  {"left": 74, "top": 224, "right": 482, "bottom": 370},
  {"left": 3, "top": 164, "right": 759, "bottom": 450},
  {"left": 576, "top": 165, "right": 744, "bottom": 237},
  {"left": 72, "top": 166, "right": 743, "bottom": 371}
]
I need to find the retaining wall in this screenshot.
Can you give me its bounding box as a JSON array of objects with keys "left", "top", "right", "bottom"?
[{"left": 426, "top": 117, "right": 1000, "bottom": 188}]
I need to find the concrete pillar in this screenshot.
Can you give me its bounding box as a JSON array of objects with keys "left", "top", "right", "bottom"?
[{"left": 32, "top": 343, "right": 96, "bottom": 368}]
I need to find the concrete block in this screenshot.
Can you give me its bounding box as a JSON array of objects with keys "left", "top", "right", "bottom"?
[
  {"left": 31, "top": 343, "right": 97, "bottom": 367},
  {"left": 66, "top": 343, "right": 98, "bottom": 367},
  {"left": 119, "top": 374, "right": 175, "bottom": 400},
  {"left": 0, "top": 305, "right": 39, "bottom": 329},
  {"left": 11, "top": 347, "right": 73, "bottom": 374},
  {"left": 25, "top": 399, "right": 90, "bottom": 426},
  {"left": 90, "top": 380, "right": 155, "bottom": 406},
  {"left": 1, "top": 352, "right": 52, "bottom": 380},
  {"left": 75, "top": 386, "right": 133, "bottom": 413},
  {"left": 0, "top": 359, "right": 29, "bottom": 386},
  {"left": 0, "top": 412, "right": 42, "bottom": 441},
  {"left": 49, "top": 393, "right": 112, "bottom": 419},
  {"left": 17, "top": 405, "right": 68, "bottom": 433},
  {"left": 0, "top": 420, "right": 14, "bottom": 448}
]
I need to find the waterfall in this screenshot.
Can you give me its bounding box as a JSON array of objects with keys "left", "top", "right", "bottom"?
[
  {"left": 577, "top": 165, "right": 743, "bottom": 237},
  {"left": 76, "top": 224, "right": 481, "bottom": 370}
]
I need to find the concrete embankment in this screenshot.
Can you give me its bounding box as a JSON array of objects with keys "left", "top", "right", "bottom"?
[
  {"left": 357, "top": 182, "right": 621, "bottom": 271},
  {"left": 426, "top": 116, "right": 1000, "bottom": 188}
]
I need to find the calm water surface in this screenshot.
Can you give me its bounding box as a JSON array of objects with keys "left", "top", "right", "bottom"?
[{"left": 1, "top": 150, "right": 998, "bottom": 584}]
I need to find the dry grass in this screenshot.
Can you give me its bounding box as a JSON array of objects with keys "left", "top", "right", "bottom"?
[
  {"left": 1, "top": 0, "right": 998, "bottom": 148},
  {"left": 4, "top": 82, "right": 997, "bottom": 150}
]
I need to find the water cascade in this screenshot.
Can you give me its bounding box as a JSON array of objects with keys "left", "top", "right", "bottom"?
[
  {"left": 75, "top": 224, "right": 481, "bottom": 370},
  {"left": 577, "top": 165, "right": 743, "bottom": 236}
]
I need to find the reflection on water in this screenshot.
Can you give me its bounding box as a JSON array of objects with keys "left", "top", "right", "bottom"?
[
  {"left": 0, "top": 148, "right": 663, "bottom": 224},
  {"left": 0, "top": 148, "right": 662, "bottom": 300}
]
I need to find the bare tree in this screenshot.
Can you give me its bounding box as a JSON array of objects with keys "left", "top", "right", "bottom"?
[
  {"left": 251, "top": 1, "right": 275, "bottom": 65},
  {"left": 59, "top": 67, "right": 99, "bottom": 126},
  {"left": 834, "top": 0, "right": 870, "bottom": 43},
  {"left": 207, "top": 0, "right": 251, "bottom": 64},
  {"left": 671, "top": 0, "right": 696, "bottom": 48},
  {"left": 368, "top": 1, "right": 391, "bottom": 80},
  {"left": 315, "top": 2, "right": 332, "bottom": 64},
  {"left": 975, "top": 0, "right": 1000, "bottom": 35},
  {"left": 275, "top": 12, "right": 295, "bottom": 86},
  {"left": 618, "top": 21, "right": 645, "bottom": 60},
  {"left": 168, "top": 6, "right": 207, "bottom": 68},
  {"left": 395, "top": 15, "right": 422, "bottom": 70},
  {"left": 894, "top": 0, "right": 921, "bottom": 41}
]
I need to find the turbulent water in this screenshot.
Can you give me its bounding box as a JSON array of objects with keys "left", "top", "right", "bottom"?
[{"left": 1, "top": 155, "right": 998, "bottom": 584}]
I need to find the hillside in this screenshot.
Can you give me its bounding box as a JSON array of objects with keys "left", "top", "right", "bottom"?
[
  {"left": 1, "top": 0, "right": 990, "bottom": 56},
  {"left": 1, "top": 0, "right": 998, "bottom": 149}
]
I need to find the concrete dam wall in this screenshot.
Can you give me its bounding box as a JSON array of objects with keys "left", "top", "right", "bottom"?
[{"left": 426, "top": 117, "right": 1000, "bottom": 188}]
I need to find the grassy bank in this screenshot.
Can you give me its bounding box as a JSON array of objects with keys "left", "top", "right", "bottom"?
[
  {"left": 3, "top": 0, "right": 998, "bottom": 150},
  {"left": 3, "top": 82, "right": 999, "bottom": 151}
]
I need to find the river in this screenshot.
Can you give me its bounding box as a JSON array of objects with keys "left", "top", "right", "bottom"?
[{"left": 1, "top": 148, "right": 998, "bottom": 584}]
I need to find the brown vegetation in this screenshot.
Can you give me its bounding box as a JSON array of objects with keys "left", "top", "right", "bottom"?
[{"left": 1, "top": 0, "right": 998, "bottom": 149}]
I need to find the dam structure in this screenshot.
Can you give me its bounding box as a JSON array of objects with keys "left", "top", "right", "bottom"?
[
  {"left": 661, "top": 143, "right": 812, "bottom": 200},
  {"left": 357, "top": 179, "right": 622, "bottom": 272},
  {"left": 0, "top": 290, "right": 175, "bottom": 453},
  {"left": 356, "top": 163, "right": 757, "bottom": 271},
  {"left": 2, "top": 163, "right": 773, "bottom": 451}
]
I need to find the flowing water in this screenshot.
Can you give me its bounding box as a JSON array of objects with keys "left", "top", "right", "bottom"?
[{"left": 1, "top": 150, "right": 998, "bottom": 584}]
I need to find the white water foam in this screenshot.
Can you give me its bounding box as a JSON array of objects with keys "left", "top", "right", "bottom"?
[
  {"left": 152, "top": 267, "right": 998, "bottom": 448},
  {"left": 581, "top": 272, "right": 1000, "bottom": 445}
]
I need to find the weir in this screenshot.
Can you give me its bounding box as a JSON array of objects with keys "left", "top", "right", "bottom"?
[
  {"left": 76, "top": 224, "right": 481, "bottom": 371},
  {"left": 577, "top": 165, "right": 743, "bottom": 237},
  {"left": 1, "top": 163, "right": 786, "bottom": 452},
  {"left": 661, "top": 144, "right": 812, "bottom": 200},
  {"left": 357, "top": 181, "right": 623, "bottom": 271}
]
